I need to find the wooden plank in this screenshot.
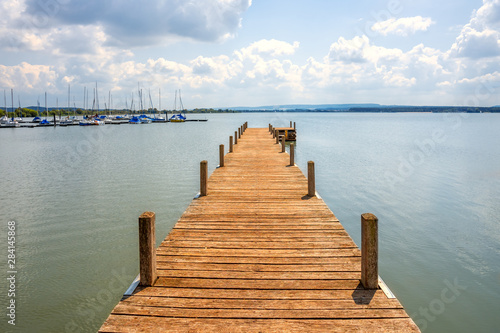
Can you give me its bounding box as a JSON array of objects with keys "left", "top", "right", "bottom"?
[{"left": 100, "top": 316, "right": 421, "bottom": 333}]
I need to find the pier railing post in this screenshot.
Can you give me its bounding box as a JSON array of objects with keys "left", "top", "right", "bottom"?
[
  {"left": 361, "top": 213, "right": 378, "bottom": 289},
  {"left": 281, "top": 135, "right": 285, "bottom": 152},
  {"left": 294, "top": 122, "right": 296, "bottom": 130},
  {"left": 238, "top": 127, "right": 241, "bottom": 139},
  {"left": 139, "top": 212, "right": 157, "bottom": 287},
  {"left": 307, "top": 161, "right": 315, "bottom": 197},
  {"left": 290, "top": 143, "right": 294, "bottom": 166},
  {"left": 219, "top": 144, "right": 224, "bottom": 167},
  {"left": 275, "top": 131, "right": 279, "bottom": 144},
  {"left": 200, "top": 160, "right": 208, "bottom": 196},
  {"left": 229, "top": 136, "right": 233, "bottom": 153},
  {"left": 272, "top": 127, "right": 275, "bottom": 138},
  {"left": 235, "top": 131, "right": 238, "bottom": 144},
  {"left": 290, "top": 121, "right": 292, "bottom": 127}
]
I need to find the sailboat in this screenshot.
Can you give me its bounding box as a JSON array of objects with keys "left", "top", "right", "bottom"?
[
  {"left": 169, "top": 89, "right": 186, "bottom": 122},
  {"left": 60, "top": 85, "right": 79, "bottom": 126},
  {"left": 0, "top": 89, "right": 20, "bottom": 127},
  {"left": 39, "top": 92, "right": 52, "bottom": 126}
]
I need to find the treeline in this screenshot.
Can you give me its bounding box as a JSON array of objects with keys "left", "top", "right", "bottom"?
[
  {"left": 346, "top": 106, "right": 500, "bottom": 113},
  {"left": 188, "top": 108, "right": 236, "bottom": 113},
  {"left": 0, "top": 108, "right": 39, "bottom": 117}
]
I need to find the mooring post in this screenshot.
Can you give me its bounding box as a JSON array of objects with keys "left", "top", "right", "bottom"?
[
  {"left": 139, "top": 211, "right": 157, "bottom": 287},
  {"left": 275, "top": 130, "right": 279, "bottom": 144},
  {"left": 269, "top": 124, "right": 271, "bottom": 133},
  {"left": 294, "top": 122, "right": 296, "bottom": 130},
  {"left": 200, "top": 160, "right": 208, "bottom": 196},
  {"left": 229, "top": 136, "right": 233, "bottom": 153},
  {"left": 307, "top": 161, "right": 315, "bottom": 197},
  {"left": 238, "top": 127, "right": 241, "bottom": 139},
  {"left": 234, "top": 131, "right": 238, "bottom": 144},
  {"left": 53, "top": 114, "right": 56, "bottom": 127},
  {"left": 290, "top": 143, "right": 295, "bottom": 166},
  {"left": 272, "top": 127, "right": 275, "bottom": 138},
  {"left": 290, "top": 121, "right": 292, "bottom": 127},
  {"left": 361, "top": 213, "right": 378, "bottom": 289},
  {"left": 219, "top": 144, "right": 224, "bottom": 167},
  {"left": 281, "top": 135, "right": 285, "bottom": 152}
]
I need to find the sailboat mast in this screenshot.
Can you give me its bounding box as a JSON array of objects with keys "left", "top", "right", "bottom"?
[
  {"left": 179, "top": 89, "right": 184, "bottom": 110},
  {"left": 18, "top": 95, "right": 21, "bottom": 118},
  {"left": 68, "top": 84, "right": 70, "bottom": 114},
  {"left": 95, "top": 82, "right": 99, "bottom": 115},
  {"left": 45, "top": 92, "right": 47, "bottom": 119},
  {"left": 11, "top": 89, "right": 14, "bottom": 119}
]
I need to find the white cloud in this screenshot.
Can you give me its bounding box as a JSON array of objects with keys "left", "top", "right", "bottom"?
[
  {"left": 0, "top": 62, "right": 57, "bottom": 91},
  {"left": 371, "top": 16, "right": 434, "bottom": 36},
  {"left": 19, "top": 0, "right": 252, "bottom": 47},
  {"left": 237, "top": 39, "right": 300, "bottom": 59},
  {"left": 451, "top": 0, "right": 500, "bottom": 59}
]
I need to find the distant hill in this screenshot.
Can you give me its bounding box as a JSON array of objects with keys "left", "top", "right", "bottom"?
[
  {"left": 229, "top": 104, "right": 382, "bottom": 111},
  {"left": 225, "top": 104, "right": 500, "bottom": 113}
]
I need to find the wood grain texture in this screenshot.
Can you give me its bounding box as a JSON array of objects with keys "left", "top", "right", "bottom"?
[{"left": 99, "top": 127, "right": 420, "bottom": 332}]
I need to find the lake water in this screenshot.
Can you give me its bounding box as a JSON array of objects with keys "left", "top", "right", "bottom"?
[{"left": 0, "top": 113, "right": 499, "bottom": 332}]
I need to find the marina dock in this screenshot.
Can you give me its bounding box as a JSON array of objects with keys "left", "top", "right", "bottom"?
[{"left": 99, "top": 125, "right": 420, "bottom": 332}]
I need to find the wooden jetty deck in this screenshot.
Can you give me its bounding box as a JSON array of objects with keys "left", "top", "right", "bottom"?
[{"left": 99, "top": 126, "right": 420, "bottom": 332}]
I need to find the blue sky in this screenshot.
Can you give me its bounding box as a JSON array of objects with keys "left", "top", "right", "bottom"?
[{"left": 1, "top": 0, "right": 499, "bottom": 109}]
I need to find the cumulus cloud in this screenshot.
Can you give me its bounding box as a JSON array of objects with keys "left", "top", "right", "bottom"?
[
  {"left": 19, "top": 0, "right": 252, "bottom": 47},
  {"left": 238, "top": 39, "right": 300, "bottom": 57},
  {"left": 451, "top": 0, "right": 500, "bottom": 58},
  {"left": 371, "top": 16, "right": 434, "bottom": 36}
]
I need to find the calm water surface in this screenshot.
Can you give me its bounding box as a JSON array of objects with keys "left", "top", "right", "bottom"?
[{"left": 0, "top": 113, "right": 499, "bottom": 332}]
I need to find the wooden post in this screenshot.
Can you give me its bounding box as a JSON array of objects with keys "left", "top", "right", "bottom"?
[
  {"left": 290, "top": 143, "right": 294, "bottom": 166},
  {"left": 238, "top": 127, "right": 241, "bottom": 139},
  {"left": 53, "top": 114, "right": 56, "bottom": 127},
  {"left": 281, "top": 135, "right": 285, "bottom": 152},
  {"left": 272, "top": 127, "right": 275, "bottom": 138},
  {"left": 269, "top": 124, "right": 271, "bottom": 133},
  {"left": 219, "top": 144, "right": 224, "bottom": 167},
  {"left": 139, "top": 212, "right": 156, "bottom": 287},
  {"left": 290, "top": 121, "right": 292, "bottom": 127},
  {"left": 200, "top": 160, "right": 208, "bottom": 196},
  {"left": 229, "top": 136, "right": 233, "bottom": 153},
  {"left": 294, "top": 122, "right": 296, "bottom": 130},
  {"left": 361, "top": 213, "right": 378, "bottom": 289},
  {"left": 307, "top": 161, "right": 315, "bottom": 197},
  {"left": 234, "top": 131, "right": 238, "bottom": 144},
  {"left": 275, "top": 131, "right": 279, "bottom": 144}
]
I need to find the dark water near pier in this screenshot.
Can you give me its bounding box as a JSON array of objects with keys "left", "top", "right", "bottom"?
[{"left": 0, "top": 113, "right": 499, "bottom": 332}]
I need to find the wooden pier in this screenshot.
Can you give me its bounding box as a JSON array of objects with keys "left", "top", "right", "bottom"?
[{"left": 99, "top": 125, "right": 420, "bottom": 332}]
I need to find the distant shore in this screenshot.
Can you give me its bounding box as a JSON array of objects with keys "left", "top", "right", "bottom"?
[{"left": 1, "top": 105, "right": 499, "bottom": 117}]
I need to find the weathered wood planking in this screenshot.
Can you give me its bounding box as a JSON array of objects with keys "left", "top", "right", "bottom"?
[{"left": 99, "top": 127, "right": 420, "bottom": 332}]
